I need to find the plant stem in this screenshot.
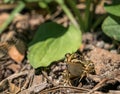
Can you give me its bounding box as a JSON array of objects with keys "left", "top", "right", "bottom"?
[
  {"left": 66, "top": 0, "right": 85, "bottom": 32},
  {"left": 84, "top": 0, "right": 92, "bottom": 32},
  {"left": 0, "top": 1, "right": 25, "bottom": 33},
  {"left": 56, "top": 0, "right": 79, "bottom": 29},
  {"left": 92, "top": 14, "right": 107, "bottom": 30}
]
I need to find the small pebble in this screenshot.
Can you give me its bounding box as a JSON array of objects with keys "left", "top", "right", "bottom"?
[
  {"left": 117, "top": 85, "right": 120, "bottom": 90},
  {"left": 48, "top": 76, "right": 52, "bottom": 81},
  {"left": 61, "top": 65, "right": 66, "bottom": 70},
  {"left": 52, "top": 66, "right": 59, "bottom": 72},
  {"left": 104, "top": 43, "right": 111, "bottom": 49},
  {"left": 96, "top": 41, "right": 105, "bottom": 48},
  {"left": 110, "top": 50, "right": 117, "bottom": 54}
]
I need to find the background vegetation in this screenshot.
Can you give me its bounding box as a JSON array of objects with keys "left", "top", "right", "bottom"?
[{"left": 1, "top": 0, "right": 120, "bottom": 68}]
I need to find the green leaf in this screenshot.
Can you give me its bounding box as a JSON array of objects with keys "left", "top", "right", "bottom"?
[
  {"left": 104, "top": 3, "right": 120, "bottom": 16},
  {"left": 28, "top": 22, "right": 81, "bottom": 68},
  {"left": 38, "top": 0, "right": 53, "bottom": 9},
  {"left": 39, "top": 2, "right": 48, "bottom": 9},
  {"left": 102, "top": 16, "right": 120, "bottom": 41}
]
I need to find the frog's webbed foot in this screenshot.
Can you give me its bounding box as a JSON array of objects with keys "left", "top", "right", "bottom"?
[{"left": 61, "top": 70, "right": 72, "bottom": 86}]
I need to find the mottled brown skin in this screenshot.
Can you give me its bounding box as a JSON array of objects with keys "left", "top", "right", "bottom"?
[{"left": 65, "top": 53, "right": 94, "bottom": 79}]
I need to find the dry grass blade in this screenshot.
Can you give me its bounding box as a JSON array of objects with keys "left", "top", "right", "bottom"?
[
  {"left": 40, "top": 85, "right": 90, "bottom": 94},
  {"left": 18, "top": 82, "right": 47, "bottom": 94}
]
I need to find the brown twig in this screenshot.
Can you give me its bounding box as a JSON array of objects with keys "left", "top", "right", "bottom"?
[
  {"left": 41, "top": 70, "right": 57, "bottom": 86},
  {"left": 87, "top": 78, "right": 108, "bottom": 94},
  {"left": 0, "top": 71, "right": 28, "bottom": 91},
  {"left": 40, "top": 85, "right": 90, "bottom": 94},
  {"left": 18, "top": 82, "right": 47, "bottom": 94},
  {"left": 0, "top": 71, "right": 28, "bottom": 85},
  {"left": 21, "top": 70, "right": 34, "bottom": 90}
]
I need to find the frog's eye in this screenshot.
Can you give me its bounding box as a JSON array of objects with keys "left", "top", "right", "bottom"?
[{"left": 65, "top": 53, "right": 71, "bottom": 58}]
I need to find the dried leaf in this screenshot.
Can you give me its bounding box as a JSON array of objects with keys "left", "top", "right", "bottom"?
[{"left": 8, "top": 45, "right": 24, "bottom": 63}]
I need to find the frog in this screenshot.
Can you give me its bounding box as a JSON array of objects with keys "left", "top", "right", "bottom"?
[{"left": 63, "top": 53, "right": 95, "bottom": 85}]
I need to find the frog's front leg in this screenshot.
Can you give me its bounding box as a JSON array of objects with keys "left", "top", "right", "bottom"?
[{"left": 61, "top": 69, "right": 72, "bottom": 86}]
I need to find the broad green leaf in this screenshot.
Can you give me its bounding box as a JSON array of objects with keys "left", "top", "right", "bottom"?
[
  {"left": 102, "top": 16, "right": 120, "bottom": 41},
  {"left": 104, "top": 3, "right": 120, "bottom": 16},
  {"left": 28, "top": 22, "right": 81, "bottom": 68}
]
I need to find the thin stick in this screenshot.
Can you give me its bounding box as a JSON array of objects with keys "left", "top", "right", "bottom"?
[
  {"left": 87, "top": 78, "right": 108, "bottom": 94},
  {"left": 42, "top": 70, "right": 57, "bottom": 86},
  {"left": 0, "top": 1, "right": 25, "bottom": 33},
  {"left": 40, "top": 85, "right": 90, "bottom": 94},
  {"left": 56, "top": 0, "right": 79, "bottom": 29}
]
